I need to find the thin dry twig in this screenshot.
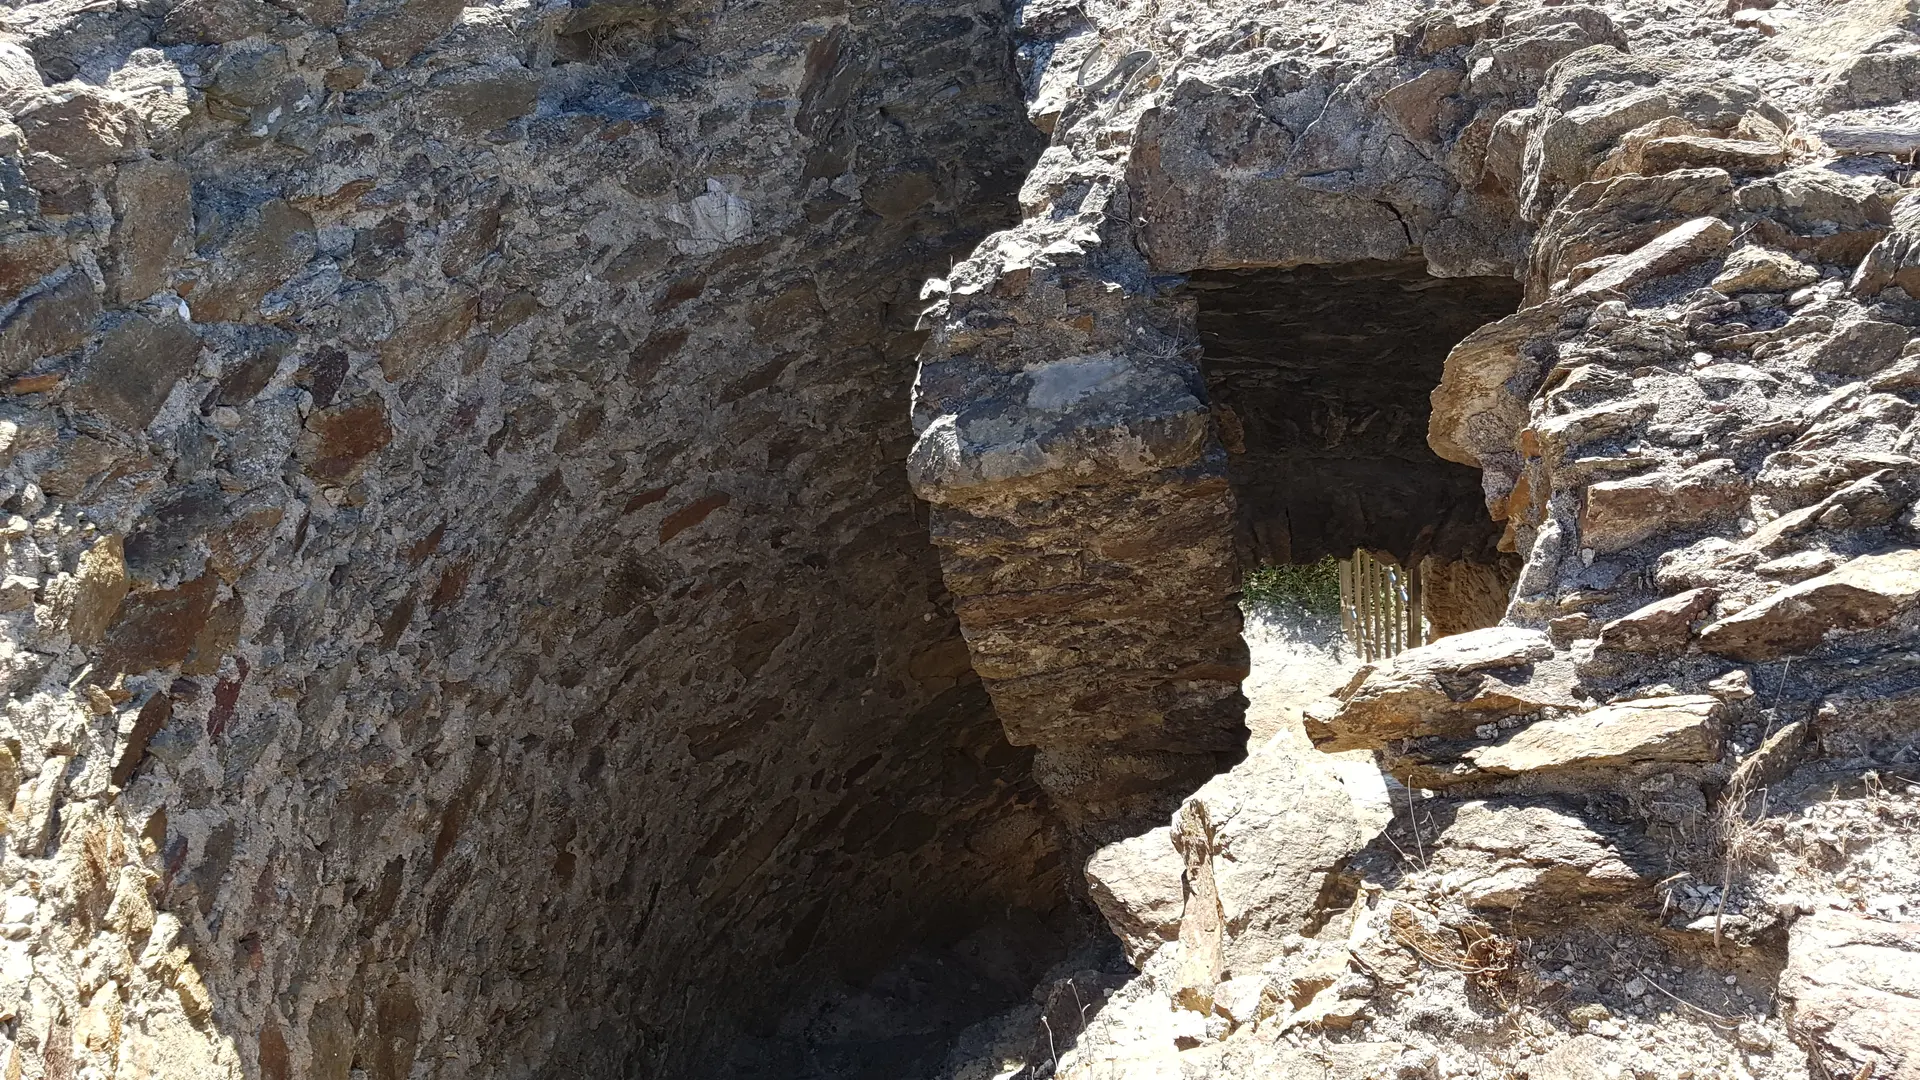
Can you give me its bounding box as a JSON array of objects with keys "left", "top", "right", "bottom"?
[
  {"left": 1632, "top": 967, "right": 1742, "bottom": 1027},
  {"left": 1760, "top": 656, "right": 1793, "bottom": 742},
  {"left": 1393, "top": 751, "right": 1427, "bottom": 869}
]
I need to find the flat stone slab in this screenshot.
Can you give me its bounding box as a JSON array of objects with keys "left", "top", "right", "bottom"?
[
  {"left": 1306, "top": 627, "right": 1564, "bottom": 752},
  {"left": 1085, "top": 826, "right": 1184, "bottom": 966},
  {"left": 1465, "top": 694, "right": 1725, "bottom": 776},
  {"left": 1570, "top": 215, "right": 1734, "bottom": 296},
  {"left": 1429, "top": 801, "right": 1645, "bottom": 920},
  {"left": 1818, "top": 103, "right": 1920, "bottom": 157},
  {"left": 1699, "top": 549, "right": 1920, "bottom": 661}
]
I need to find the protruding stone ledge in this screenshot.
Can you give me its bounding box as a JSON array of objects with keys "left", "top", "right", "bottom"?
[
  {"left": 905, "top": 355, "right": 1211, "bottom": 507},
  {"left": 1303, "top": 627, "right": 1563, "bottom": 753}
]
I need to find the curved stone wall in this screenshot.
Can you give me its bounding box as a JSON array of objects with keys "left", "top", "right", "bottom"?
[{"left": 0, "top": 0, "right": 1070, "bottom": 1075}]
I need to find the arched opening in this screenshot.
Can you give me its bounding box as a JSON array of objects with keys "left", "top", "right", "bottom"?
[{"left": 1188, "top": 260, "right": 1523, "bottom": 728}]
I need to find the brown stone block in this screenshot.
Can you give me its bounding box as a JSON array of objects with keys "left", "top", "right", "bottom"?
[
  {"left": 1578, "top": 459, "right": 1748, "bottom": 554},
  {"left": 0, "top": 230, "right": 66, "bottom": 303},
  {"left": 364, "top": 985, "right": 420, "bottom": 1080},
  {"left": 1638, "top": 135, "right": 1785, "bottom": 174},
  {"left": 1464, "top": 694, "right": 1726, "bottom": 776},
  {"left": 182, "top": 595, "right": 243, "bottom": 676},
  {"left": 1379, "top": 67, "right": 1464, "bottom": 143},
  {"left": 659, "top": 491, "right": 730, "bottom": 543},
  {"left": 1306, "top": 626, "right": 1563, "bottom": 753},
  {"left": 100, "top": 574, "right": 218, "bottom": 674},
  {"left": 15, "top": 87, "right": 143, "bottom": 168},
  {"left": 1595, "top": 587, "right": 1717, "bottom": 652},
  {"left": 69, "top": 314, "right": 201, "bottom": 432},
  {"left": 37, "top": 432, "right": 143, "bottom": 497},
  {"left": 66, "top": 535, "right": 130, "bottom": 645},
  {"left": 298, "top": 398, "right": 393, "bottom": 485},
  {"left": 1780, "top": 909, "right": 1920, "bottom": 1080},
  {"left": 5, "top": 372, "right": 62, "bottom": 395},
  {"left": 258, "top": 1023, "right": 290, "bottom": 1080},
  {"left": 187, "top": 199, "right": 316, "bottom": 324},
  {"left": 206, "top": 504, "right": 283, "bottom": 583},
  {"left": 0, "top": 273, "right": 101, "bottom": 377},
  {"left": 376, "top": 288, "right": 477, "bottom": 381},
  {"left": 106, "top": 159, "right": 192, "bottom": 303},
  {"left": 1569, "top": 216, "right": 1733, "bottom": 297},
  {"left": 429, "top": 558, "right": 471, "bottom": 613},
  {"left": 418, "top": 65, "right": 540, "bottom": 137}
]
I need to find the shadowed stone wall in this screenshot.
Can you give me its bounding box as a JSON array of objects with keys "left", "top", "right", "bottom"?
[
  {"left": 0, "top": 0, "right": 1069, "bottom": 1074},
  {"left": 1189, "top": 260, "right": 1519, "bottom": 570}
]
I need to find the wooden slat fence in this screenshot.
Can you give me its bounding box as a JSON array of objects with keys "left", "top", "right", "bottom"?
[{"left": 1337, "top": 550, "right": 1424, "bottom": 663}]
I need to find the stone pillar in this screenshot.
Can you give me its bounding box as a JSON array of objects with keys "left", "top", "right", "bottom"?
[{"left": 909, "top": 225, "right": 1252, "bottom": 843}]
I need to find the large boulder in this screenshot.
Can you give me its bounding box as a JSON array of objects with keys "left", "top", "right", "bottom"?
[
  {"left": 1127, "top": 74, "right": 1416, "bottom": 273},
  {"left": 1427, "top": 801, "right": 1647, "bottom": 922},
  {"left": 1085, "top": 826, "right": 1184, "bottom": 966},
  {"left": 1779, "top": 909, "right": 1920, "bottom": 1080},
  {"left": 1167, "top": 739, "right": 1367, "bottom": 982},
  {"left": 1534, "top": 168, "right": 1733, "bottom": 295},
  {"left": 0, "top": 41, "right": 44, "bottom": 113},
  {"left": 14, "top": 85, "right": 144, "bottom": 168}
]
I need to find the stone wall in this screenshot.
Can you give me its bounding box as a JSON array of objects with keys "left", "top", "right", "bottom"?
[
  {"left": 908, "top": 0, "right": 1920, "bottom": 839},
  {"left": 0, "top": 0, "right": 1070, "bottom": 1075},
  {"left": 916, "top": 0, "right": 1920, "bottom": 1076}
]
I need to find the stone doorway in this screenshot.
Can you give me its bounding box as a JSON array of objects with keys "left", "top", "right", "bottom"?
[
  {"left": 1189, "top": 259, "right": 1525, "bottom": 643},
  {"left": 1191, "top": 260, "right": 1523, "bottom": 741}
]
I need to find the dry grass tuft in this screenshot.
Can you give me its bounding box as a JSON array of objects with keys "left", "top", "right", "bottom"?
[{"left": 1388, "top": 905, "right": 1525, "bottom": 1001}]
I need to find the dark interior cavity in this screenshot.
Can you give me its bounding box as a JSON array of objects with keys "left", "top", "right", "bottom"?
[{"left": 1189, "top": 260, "right": 1523, "bottom": 573}]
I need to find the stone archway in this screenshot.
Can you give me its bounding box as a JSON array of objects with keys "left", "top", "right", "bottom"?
[{"left": 1189, "top": 260, "right": 1522, "bottom": 641}]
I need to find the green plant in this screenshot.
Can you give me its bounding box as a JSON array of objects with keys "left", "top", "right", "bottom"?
[{"left": 1242, "top": 557, "right": 1342, "bottom": 617}]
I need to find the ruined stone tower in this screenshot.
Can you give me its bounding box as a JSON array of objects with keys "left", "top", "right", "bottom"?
[{"left": 2, "top": 0, "right": 1918, "bottom": 1076}]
